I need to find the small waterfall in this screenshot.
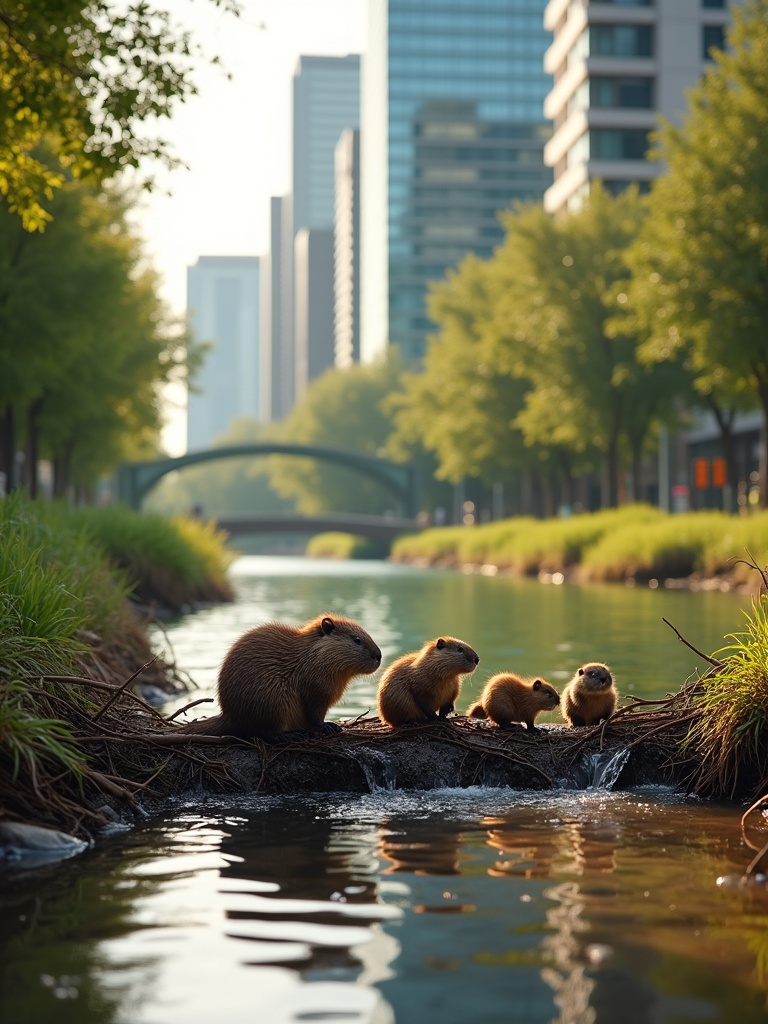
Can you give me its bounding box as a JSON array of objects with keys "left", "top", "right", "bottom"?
[
  {"left": 356, "top": 748, "right": 398, "bottom": 792},
  {"left": 560, "top": 748, "right": 631, "bottom": 791}
]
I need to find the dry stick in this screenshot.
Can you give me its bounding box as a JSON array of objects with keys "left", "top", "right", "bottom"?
[
  {"left": 740, "top": 793, "right": 768, "bottom": 857},
  {"left": 40, "top": 672, "right": 169, "bottom": 721},
  {"left": 92, "top": 659, "right": 158, "bottom": 722},
  {"left": 165, "top": 697, "right": 214, "bottom": 722},
  {"left": 662, "top": 617, "right": 722, "bottom": 667},
  {"left": 623, "top": 710, "right": 700, "bottom": 752}
]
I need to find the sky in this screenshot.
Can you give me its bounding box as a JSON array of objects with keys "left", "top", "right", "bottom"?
[{"left": 131, "top": 0, "right": 368, "bottom": 450}]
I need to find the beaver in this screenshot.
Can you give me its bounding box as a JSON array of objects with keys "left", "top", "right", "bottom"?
[
  {"left": 180, "top": 613, "right": 381, "bottom": 740},
  {"left": 561, "top": 662, "right": 617, "bottom": 727},
  {"left": 376, "top": 636, "right": 479, "bottom": 727},
  {"left": 467, "top": 673, "right": 560, "bottom": 732}
]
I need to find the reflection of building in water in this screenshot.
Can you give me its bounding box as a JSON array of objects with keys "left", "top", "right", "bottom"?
[
  {"left": 541, "top": 880, "right": 596, "bottom": 1024},
  {"left": 377, "top": 818, "right": 462, "bottom": 876}
]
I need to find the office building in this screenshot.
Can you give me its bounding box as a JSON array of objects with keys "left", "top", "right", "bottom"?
[
  {"left": 294, "top": 228, "right": 335, "bottom": 401},
  {"left": 334, "top": 128, "right": 361, "bottom": 368},
  {"left": 543, "top": 0, "right": 732, "bottom": 214},
  {"left": 186, "top": 256, "right": 261, "bottom": 450},
  {"left": 361, "top": 0, "right": 553, "bottom": 363},
  {"left": 260, "top": 196, "right": 295, "bottom": 421}
]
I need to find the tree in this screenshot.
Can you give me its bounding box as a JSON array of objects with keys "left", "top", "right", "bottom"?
[
  {"left": 0, "top": 176, "right": 199, "bottom": 496},
  {"left": 386, "top": 254, "right": 565, "bottom": 508},
  {"left": 488, "top": 186, "right": 683, "bottom": 506},
  {"left": 623, "top": 0, "right": 768, "bottom": 503},
  {"left": 268, "top": 352, "right": 409, "bottom": 516},
  {"left": 0, "top": 0, "right": 233, "bottom": 230}
]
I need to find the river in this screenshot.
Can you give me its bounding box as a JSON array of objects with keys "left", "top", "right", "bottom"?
[{"left": 2, "top": 556, "right": 768, "bottom": 1023}]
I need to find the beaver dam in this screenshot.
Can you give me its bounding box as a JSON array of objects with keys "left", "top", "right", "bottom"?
[{"left": 6, "top": 655, "right": 766, "bottom": 850}]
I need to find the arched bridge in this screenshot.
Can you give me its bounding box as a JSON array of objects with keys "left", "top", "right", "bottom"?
[
  {"left": 116, "top": 443, "right": 421, "bottom": 521},
  {"left": 215, "top": 513, "right": 419, "bottom": 542}
]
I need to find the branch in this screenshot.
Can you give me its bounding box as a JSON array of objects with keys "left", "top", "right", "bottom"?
[{"left": 662, "top": 617, "right": 721, "bottom": 666}]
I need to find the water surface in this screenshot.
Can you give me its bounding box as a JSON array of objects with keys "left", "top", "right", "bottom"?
[{"left": 1, "top": 556, "right": 765, "bottom": 1024}]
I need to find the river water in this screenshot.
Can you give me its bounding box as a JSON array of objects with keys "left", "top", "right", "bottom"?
[{"left": 3, "top": 556, "right": 768, "bottom": 1023}]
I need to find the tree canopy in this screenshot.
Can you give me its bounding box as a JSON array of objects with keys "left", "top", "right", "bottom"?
[
  {"left": 0, "top": 0, "right": 233, "bottom": 229},
  {"left": 623, "top": 0, "right": 768, "bottom": 499},
  {"left": 0, "top": 175, "right": 199, "bottom": 496}
]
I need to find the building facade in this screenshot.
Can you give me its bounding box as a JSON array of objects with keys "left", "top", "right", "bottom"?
[
  {"left": 361, "top": 0, "right": 553, "bottom": 363},
  {"left": 186, "top": 256, "right": 260, "bottom": 450},
  {"left": 334, "top": 127, "right": 361, "bottom": 368},
  {"left": 543, "top": 0, "right": 732, "bottom": 214},
  {"left": 294, "top": 228, "right": 336, "bottom": 402}
]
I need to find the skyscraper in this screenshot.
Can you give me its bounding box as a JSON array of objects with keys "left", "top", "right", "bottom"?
[
  {"left": 361, "top": 0, "right": 553, "bottom": 363},
  {"left": 543, "top": 0, "right": 732, "bottom": 214},
  {"left": 291, "top": 54, "right": 361, "bottom": 397},
  {"left": 186, "top": 256, "right": 260, "bottom": 450},
  {"left": 334, "top": 127, "right": 361, "bottom": 368}
]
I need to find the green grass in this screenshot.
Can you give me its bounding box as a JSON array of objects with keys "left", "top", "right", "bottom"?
[
  {"left": 391, "top": 506, "right": 768, "bottom": 584},
  {"left": 684, "top": 595, "right": 768, "bottom": 799},
  {"left": 305, "top": 532, "right": 390, "bottom": 560}
]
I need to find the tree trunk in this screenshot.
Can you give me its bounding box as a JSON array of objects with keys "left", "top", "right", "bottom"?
[
  {"left": 25, "top": 398, "right": 44, "bottom": 499},
  {"left": 0, "top": 404, "right": 16, "bottom": 493},
  {"left": 603, "top": 431, "right": 620, "bottom": 508}
]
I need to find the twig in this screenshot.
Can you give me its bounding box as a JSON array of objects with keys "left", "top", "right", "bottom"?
[
  {"left": 165, "top": 698, "right": 214, "bottom": 722},
  {"left": 662, "top": 617, "right": 721, "bottom": 667},
  {"left": 92, "top": 659, "right": 157, "bottom": 722}
]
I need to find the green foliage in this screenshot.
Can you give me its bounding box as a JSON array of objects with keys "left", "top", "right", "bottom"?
[
  {"left": 305, "top": 532, "right": 390, "bottom": 560},
  {"left": 0, "top": 175, "right": 199, "bottom": 493},
  {"left": 622, "top": 0, "right": 768, "bottom": 491},
  {"left": 0, "top": 0, "right": 235, "bottom": 229},
  {"left": 269, "top": 352, "right": 409, "bottom": 516},
  {"left": 685, "top": 596, "right": 768, "bottom": 798},
  {"left": 62, "top": 504, "right": 235, "bottom": 607}
]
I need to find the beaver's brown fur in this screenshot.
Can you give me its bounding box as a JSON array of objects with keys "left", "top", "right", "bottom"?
[
  {"left": 561, "top": 662, "right": 617, "bottom": 727},
  {"left": 179, "top": 613, "right": 381, "bottom": 740},
  {"left": 467, "top": 673, "right": 560, "bottom": 732},
  {"left": 377, "top": 636, "right": 479, "bottom": 727}
]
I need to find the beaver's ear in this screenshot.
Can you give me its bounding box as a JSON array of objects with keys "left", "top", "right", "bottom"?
[
  {"left": 436, "top": 637, "right": 446, "bottom": 649},
  {"left": 533, "top": 679, "right": 542, "bottom": 690},
  {"left": 320, "top": 617, "right": 335, "bottom": 635},
  {"left": 578, "top": 667, "right": 585, "bottom": 676}
]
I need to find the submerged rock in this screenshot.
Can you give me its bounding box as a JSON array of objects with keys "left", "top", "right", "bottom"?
[{"left": 0, "top": 822, "right": 88, "bottom": 866}]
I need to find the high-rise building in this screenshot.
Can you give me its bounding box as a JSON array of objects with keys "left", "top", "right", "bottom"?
[
  {"left": 260, "top": 196, "right": 294, "bottom": 421},
  {"left": 543, "top": 0, "right": 732, "bottom": 215},
  {"left": 361, "top": 0, "right": 553, "bottom": 363},
  {"left": 292, "top": 55, "right": 362, "bottom": 236},
  {"left": 186, "top": 256, "right": 260, "bottom": 450},
  {"left": 334, "top": 127, "right": 361, "bottom": 368},
  {"left": 274, "top": 54, "right": 362, "bottom": 404},
  {"left": 294, "top": 228, "right": 335, "bottom": 402}
]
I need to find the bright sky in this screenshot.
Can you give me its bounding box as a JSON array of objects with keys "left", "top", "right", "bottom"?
[
  {"left": 132, "top": 0, "right": 368, "bottom": 452},
  {"left": 134, "top": 0, "right": 367, "bottom": 314}
]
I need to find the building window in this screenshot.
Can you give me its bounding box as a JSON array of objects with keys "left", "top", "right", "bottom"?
[
  {"left": 590, "top": 24, "right": 654, "bottom": 57},
  {"left": 591, "top": 128, "right": 650, "bottom": 159},
  {"left": 703, "top": 24, "right": 725, "bottom": 58},
  {"left": 702, "top": 0, "right": 726, "bottom": 8},
  {"left": 590, "top": 76, "right": 654, "bottom": 108}
]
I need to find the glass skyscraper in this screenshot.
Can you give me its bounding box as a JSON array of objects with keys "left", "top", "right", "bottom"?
[{"left": 361, "top": 0, "right": 553, "bottom": 362}]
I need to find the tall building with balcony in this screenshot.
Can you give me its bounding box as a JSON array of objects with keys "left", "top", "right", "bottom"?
[
  {"left": 543, "top": 0, "right": 732, "bottom": 215},
  {"left": 361, "top": 0, "right": 553, "bottom": 363}
]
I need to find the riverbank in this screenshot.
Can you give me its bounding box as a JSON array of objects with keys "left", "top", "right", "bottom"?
[
  {"left": 388, "top": 505, "right": 768, "bottom": 591},
  {"left": 0, "top": 494, "right": 235, "bottom": 844}
]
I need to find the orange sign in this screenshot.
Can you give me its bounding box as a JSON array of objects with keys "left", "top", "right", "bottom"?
[
  {"left": 694, "top": 458, "right": 709, "bottom": 489},
  {"left": 712, "top": 457, "right": 727, "bottom": 488}
]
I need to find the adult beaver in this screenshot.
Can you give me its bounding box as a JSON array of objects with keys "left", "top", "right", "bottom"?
[
  {"left": 180, "top": 613, "right": 381, "bottom": 740},
  {"left": 467, "top": 673, "right": 560, "bottom": 732},
  {"left": 377, "top": 636, "right": 479, "bottom": 726}
]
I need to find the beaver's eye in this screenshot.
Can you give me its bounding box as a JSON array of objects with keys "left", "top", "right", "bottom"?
[
  {"left": 352, "top": 636, "right": 362, "bottom": 645},
  {"left": 457, "top": 645, "right": 464, "bottom": 653}
]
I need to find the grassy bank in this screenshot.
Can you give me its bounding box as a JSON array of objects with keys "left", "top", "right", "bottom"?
[
  {"left": 305, "top": 532, "right": 392, "bottom": 560},
  {"left": 391, "top": 506, "right": 768, "bottom": 587},
  {"left": 0, "top": 494, "right": 235, "bottom": 837}
]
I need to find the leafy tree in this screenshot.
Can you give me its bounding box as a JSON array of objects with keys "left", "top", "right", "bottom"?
[
  {"left": 0, "top": 176, "right": 198, "bottom": 496},
  {"left": 0, "top": 0, "right": 233, "bottom": 229},
  {"left": 622, "top": 0, "right": 768, "bottom": 503},
  {"left": 268, "top": 352, "right": 409, "bottom": 516},
  {"left": 386, "top": 254, "right": 569, "bottom": 505},
  {"left": 488, "top": 186, "right": 684, "bottom": 506}
]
